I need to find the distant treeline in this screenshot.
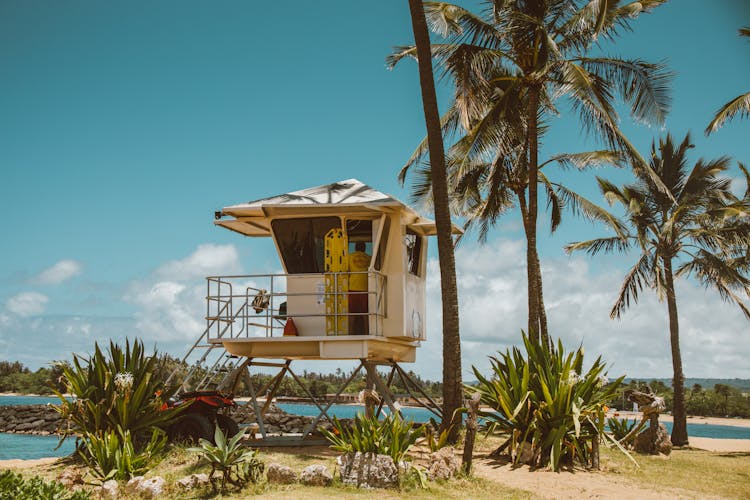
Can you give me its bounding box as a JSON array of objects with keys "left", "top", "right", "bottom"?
[{"left": 614, "top": 379, "right": 750, "bottom": 418}]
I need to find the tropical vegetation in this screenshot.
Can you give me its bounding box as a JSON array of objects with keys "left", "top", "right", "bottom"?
[
  {"left": 706, "top": 26, "right": 750, "bottom": 134},
  {"left": 390, "top": 0, "right": 672, "bottom": 350},
  {"left": 320, "top": 413, "right": 425, "bottom": 464},
  {"left": 470, "top": 332, "right": 624, "bottom": 471},
  {"left": 52, "top": 339, "right": 183, "bottom": 440},
  {"left": 78, "top": 426, "right": 168, "bottom": 482},
  {"left": 188, "top": 427, "right": 264, "bottom": 492},
  {"left": 0, "top": 470, "right": 90, "bottom": 500},
  {"left": 566, "top": 133, "right": 750, "bottom": 445}
]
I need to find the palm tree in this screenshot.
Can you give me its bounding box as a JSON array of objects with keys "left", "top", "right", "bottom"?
[
  {"left": 566, "top": 133, "right": 750, "bottom": 445},
  {"left": 389, "top": 0, "right": 672, "bottom": 348},
  {"left": 706, "top": 27, "right": 750, "bottom": 134},
  {"left": 406, "top": 0, "right": 463, "bottom": 443}
]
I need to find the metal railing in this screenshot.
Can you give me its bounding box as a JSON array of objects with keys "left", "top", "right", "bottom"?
[{"left": 204, "top": 271, "right": 387, "bottom": 341}]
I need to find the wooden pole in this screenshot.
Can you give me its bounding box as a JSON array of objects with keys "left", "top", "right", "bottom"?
[{"left": 462, "top": 393, "right": 481, "bottom": 474}]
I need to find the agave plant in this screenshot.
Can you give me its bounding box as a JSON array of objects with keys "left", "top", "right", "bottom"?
[
  {"left": 320, "top": 413, "right": 424, "bottom": 464},
  {"left": 188, "top": 426, "right": 263, "bottom": 492},
  {"left": 52, "top": 339, "right": 183, "bottom": 442},
  {"left": 470, "top": 332, "right": 624, "bottom": 471},
  {"left": 607, "top": 417, "right": 638, "bottom": 442},
  {"left": 79, "top": 426, "right": 167, "bottom": 482}
]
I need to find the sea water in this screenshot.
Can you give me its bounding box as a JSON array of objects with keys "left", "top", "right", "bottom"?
[{"left": 1, "top": 396, "right": 748, "bottom": 460}]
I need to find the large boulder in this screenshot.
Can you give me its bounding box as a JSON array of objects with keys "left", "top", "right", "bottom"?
[
  {"left": 337, "top": 452, "right": 402, "bottom": 489},
  {"left": 300, "top": 464, "right": 332, "bottom": 487},
  {"left": 266, "top": 463, "right": 298, "bottom": 484},
  {"left": 426, "top": 447, "right": 460, "bottom": 480},
  {"left": 126, "top": 476, "right": 166, "bottom": 498},
  {"left": 176, "top": 473, "right": 210, "bottom": 490}
]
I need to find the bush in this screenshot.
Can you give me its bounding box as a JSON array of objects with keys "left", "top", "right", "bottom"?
[
  {"left": 188, "top": 426, "right": 264, "bottom": 492},
  {"left": 53, "top": 339, "right": 183, "bottom": 441},
  {"left": 607, "top": 417, "right": 638, "bottom": 441},
  {"left": 0, "top": 470, "right": 90, "bottom": 500},
  {"left": 79, "top": 426, "right": 168, "bottom": 482},
  {"left": 470, "top": 332, "right": 624, "bottom": 471},
  {"left": 320, "top": 413, "right": 424, "bottom": 464}
]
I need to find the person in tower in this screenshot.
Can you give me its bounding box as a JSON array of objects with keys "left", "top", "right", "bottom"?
[{"left": 348, "top": 241, "right": 370, "bottom": 335}]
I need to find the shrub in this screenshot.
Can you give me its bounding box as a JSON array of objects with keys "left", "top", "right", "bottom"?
[
  {"left": 188, "top": 426, "right": 264, "bottom": 492},
  {"left": 607, "top": 417, "right": 638, "bottom": 442},
  {"left": 470, "top": 332, "right": 624, "bottom": 471},
  {"left": 0, "top": 470, "right": 90, "bottom": 500},
  {"left": 320, "top": 413, "right": 424, "bottom": 464},
  {"left": 53, "top": 339, "right": 183, "bottom": 441},
  {"left": 79, "top": 426, "right": 168, "bottom": 482}
]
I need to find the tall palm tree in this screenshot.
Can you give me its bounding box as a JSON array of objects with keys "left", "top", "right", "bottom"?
[
  {"left": 706, "top": 27, "right": 750, "bottom": 134},
  {"left": 406, "top": 0, "right": 463, "bottom": 443},
  {"left": 389, "top": 0, "right": 672, "bottom": 348},
  {"left": 566, "top": 133, "right": 750, "bottom": 445}
]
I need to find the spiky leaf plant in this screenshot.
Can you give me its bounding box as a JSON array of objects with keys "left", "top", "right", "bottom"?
[{"left": 470, "top": 332, "right": 624, "bottom": 471}]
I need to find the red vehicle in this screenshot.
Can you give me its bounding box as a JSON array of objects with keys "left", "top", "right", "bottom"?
[{"left": 166, "top": 390, "right": 239, "bottom": 442}]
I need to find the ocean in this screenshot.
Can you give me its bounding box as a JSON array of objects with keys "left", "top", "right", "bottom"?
[{"left": 1, "top": 395, "right": 748, "bottom": 460}]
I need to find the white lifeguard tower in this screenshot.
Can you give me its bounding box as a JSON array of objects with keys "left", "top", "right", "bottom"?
[{"left": 168, "top": 179, "right": 450, "bottom": 443}]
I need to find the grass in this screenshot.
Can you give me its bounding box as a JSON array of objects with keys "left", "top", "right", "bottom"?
[
  {"left": 599, "top": 446, "right": 750, "bottom": 499},
  {"left": 2, "top": 436, "right": 748, "bottom": 499}
]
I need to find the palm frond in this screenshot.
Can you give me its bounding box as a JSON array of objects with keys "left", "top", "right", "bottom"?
[
  {"left": 540, "top": 150, "right": 627, "bottom": 171},
  {"left": 611, "top": 252, "right": 654, "bottom": 319},
  {"left": 579, "top": 57, "right": 673, "bottom": 126},
  {"left": 705, "top": 91, "right": 750, "bottom": 135},
  {"left": 677, "top": 250, "right": 750, "bottom": 319},
  {"left": 554, "top": 182, "right": 629, "bottom": 237}
]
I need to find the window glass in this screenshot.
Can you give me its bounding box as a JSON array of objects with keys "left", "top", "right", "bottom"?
[
  {"left": 405, "top": 229, "right": 423, "bottom": 276},
  {"left": 272, "top": 217, "right": 341, "bottom": 274}
]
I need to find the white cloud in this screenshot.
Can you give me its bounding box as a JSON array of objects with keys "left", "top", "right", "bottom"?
[
  {"left": 5, "top": 292, "right": 49, "bottom": 316},
  {"left": 155, "top": 244, "right": 242, "bottom": 281},
  {"left": 418, "top": 239, "right": 750, "bottom": 381},
  {"left": 32, "top": 260, "right": 83, "bottom": 285},
  {"left": 124, "top": 244, "right": 244, "bottom": 342}
]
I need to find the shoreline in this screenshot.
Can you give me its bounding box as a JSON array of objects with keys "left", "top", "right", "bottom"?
[
  {"left": 607, "top": 410, "right": 750, "bottom": 429},
  {"left": 3, "top": 393, "right": 749, "bottom": 430}
]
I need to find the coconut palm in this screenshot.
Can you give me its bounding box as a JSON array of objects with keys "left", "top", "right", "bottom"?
[
  {"left": 566, "top": 133, "right": 750, "bottom": 445},
  {"left": 389, "top": 0, "right": 672, "bottom": 347},
  {"left": 706, "top": 27, "right": 750, "bottom": 134},
  {"left": 406, "top": 0, "right": 463, "bottom": 443}
]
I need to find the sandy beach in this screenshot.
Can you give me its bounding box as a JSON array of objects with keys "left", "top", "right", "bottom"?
[{"left": 608, "top": 411, "right": 750, "bottom": 428}]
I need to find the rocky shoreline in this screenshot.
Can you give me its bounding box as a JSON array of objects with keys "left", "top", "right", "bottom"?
[{"left": 0, "top": 403, "right": 336, "bottom": 436}]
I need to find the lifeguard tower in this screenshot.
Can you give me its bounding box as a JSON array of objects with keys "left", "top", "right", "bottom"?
[{"left": 168, "top": 179, "right": 449, "bottom": 443}]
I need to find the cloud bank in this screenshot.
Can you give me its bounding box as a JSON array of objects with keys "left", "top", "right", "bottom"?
[{"left": 418, "top": 240, "right": 750, "bottom": 381}]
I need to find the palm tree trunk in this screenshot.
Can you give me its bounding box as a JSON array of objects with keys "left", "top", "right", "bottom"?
[
  {"left": 407, "top": 0, "right": 462, "bottom": 444},
  {"left": 663, "top": 257, "right": 688, "bottom": 446},
  {"left": 526, "top": 84, "right": 547, "bottom": 347}
]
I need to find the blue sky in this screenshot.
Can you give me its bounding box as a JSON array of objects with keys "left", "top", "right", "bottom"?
[{"left": 1, "top": 0, "right": 749, "bottom": 380}]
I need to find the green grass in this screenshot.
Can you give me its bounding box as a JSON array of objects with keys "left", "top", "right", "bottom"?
[{"left": 599, "top": 446, "right": 750, "bottom": 499}]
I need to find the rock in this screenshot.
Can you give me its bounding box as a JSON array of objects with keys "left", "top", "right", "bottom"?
[
  {"left": 516, "top": 441, "right": 536, "bottom": 465},
  {"left": 266, "top": 463, "right": 297, "bottom": 484},
  {"left": 176, "top": 473, "right": 210, "bottom": 490},
  {"left": 634, "top": 423, "right": 672, "bottom": 456},
  {"left": 57, "top": 467, "right": 84, "bottom": 487},
  {"left": 100, "top": 479, "right": 119, "bottom": 499},
  {"left": 338, "top": 452, "right": 401, "bottom": 489},
  {"left": 126, "top": 476, "right": 166, "bottom": 498},
  {"left": 426, "top": 447, "right": 459, "bottom": 480},
  {"left": 300, "top": 464, "right": 332, "bottom": 487}
]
